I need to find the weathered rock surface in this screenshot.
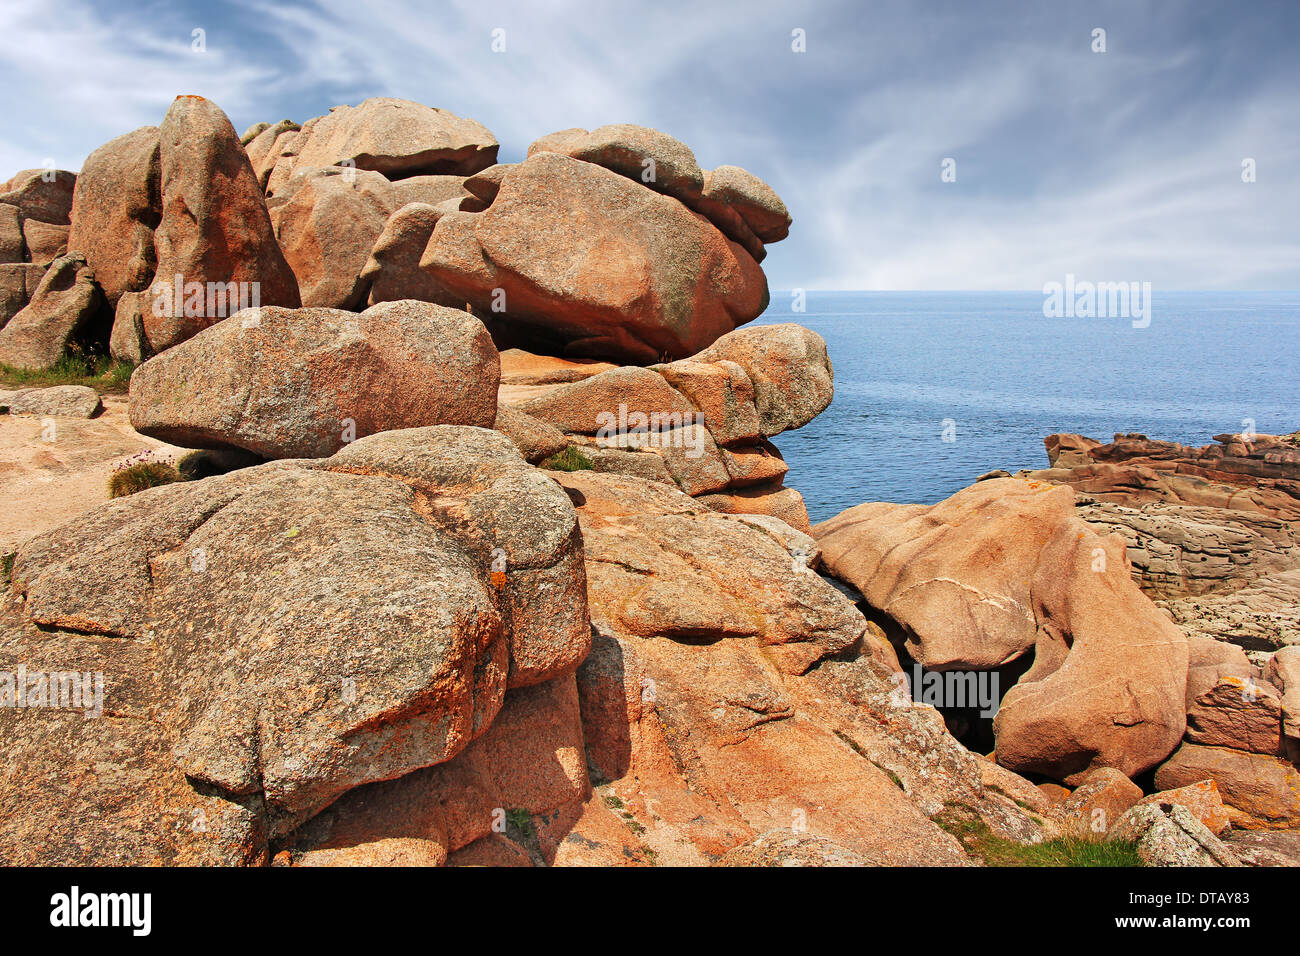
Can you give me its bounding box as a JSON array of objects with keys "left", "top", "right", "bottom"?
[
  {"left": 1057, "top": 767, "right": 1142, "bottom": 838},
  {"left": 1030, "top": 431, "right": 1300, "bottom": 597},
  {"left": 21, "top": 219, "right": 69, "bottom": 266},
  {"left": 283, "top": 673, "right": 588, "bottom": 866},
  {"left": 65, "top": 98, "right": 300, "bottom": 363},
  {"left": 1160, "top": 569, "right": 1300, "bottom": 653},
  {"left": 1221, "top": 829, "right": 1300, "bottom": 866},
  {"left": 0, "top": 384, "right": 101, "bottom": 418},
  {"left": 527, "top": 127, "right": 790, "bottom": 259},
  {"left": 1186, "top": 634, "right": 1256, "bottom": 707},
  {"left": 290, "top": 98, "right": 498, "bottom": 178},
  {"left": 1135, "top": 779, "right": 1232, "bottom": 835},
  {"left": 500, "top": 326, "right": 828, "bottom": 520},
  {"left": 0, "top": 182, "right": 71, "bottom": 267},
  {"left": 697, "top": 483, "right": 812, "bottom": 533},
  {"left": 0, "top": 169, "right": 76, "bottom": 224},
  {"left": 1155, "top": 742, "right": 1300, "bottom": 828},
  {"left": 1185, "top": 675, "right": 1284, "bottom": 755},
  {"left": 518, "top": 366, "right": 697, "bottom": 436},
  {"left": 1074, "top": 499, "right": 1299, "bottom": 600},
  {"left": 492, "top": 404, "right": 568, "bottom": 464},
  {"left": 579, "top": 445, "right": 675, "bottom": 485},
  {"left": 533, "top": 124, "right": 705, "bottom": 207},
  {"left": 526, "top": 128, "right": 589, "bottom": 158},
  {"left": 498, "top": 348, "right": 616, "bottom": 387},
  {"left": 1032, "top": 431, "right": 1300, "bottom": 521},
  {"left": 718, "top": 831, "right": 871, "bottom": 866},
  {"left": 129, "top": 300, "right": 499, "bottom": 459},
  {"left": 559, "top": 471, "right": 861, "bottom": 675},
  {"left": 243, "top": 119, "right": 300, "bottom": 190},
  {"left": 1265, "top": 646, "right": 1300, "bottom": 759},
  {"left": 0, "top": 203, "right": 22, "bottom": 262},
  {"left": 585, "top": 426, "right": 729, "bottom": 495},
  {"left": 1024, "top": 430, "right": 1300, "bottom": 657},
  {"left": 701, "top": 165, "right": 792, "bottom": 243},
  {"left": 1, "top": 263, "right": 50, "bottom": 328},
  {"left": 0, "top": 254, "right": 107, "bottom": 369},
  {"left": 267, "top": 169, "right": 477, "bottom": 312},
  {"left": 562, "top": 470, "right": 1051, "bottom": 864},
  {"left": 65, "top": 125, "right": 162, "bottom": 308},
  {"left": 719, "top": 441, "right": 789, "bottom": 486},
  {"left": 652, "top": 357, "right": 761, "bottom": 445},
  {"left": 1107, "top": 803, "right": 1239, "bottom": 867},
  {"left": 694, "top": 323, "right": 834, "bottom": 436},
  {"left": 0, "top": 426, "right": 587, "bottom": 862},
  {"left": 462, "top": 163, "right": 514, "bottom": 206},
  {"left": 815, "top": 477, "right": 1189, "bottom": 784},
  {"left": 389, "top": 174, "right": 474, "bottom": 208},
  {"left": 145, "top": 95, "right": 300, "bottom": 355},
  {"left": 360, "top": 202, "right": 463, "bottom": 308},
  {"left": 419, "top": 152, "right": 767, "bottom": 363},
  {"left": 268, "top": 166, "right": 395, "bottom": 309},
  {"left": 515, "top": 367, "right": 729, "bottom": 497}
]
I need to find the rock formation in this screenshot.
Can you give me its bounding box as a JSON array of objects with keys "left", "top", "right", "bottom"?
[
  {"left": 56, "top": 96, "right": 302, "bottom": 367},
  {"left": 1011, "top": 430, "right": 1300, "bottom": 827},
  {"left": 282, "top": 98, "right": 498, "bottom": 180},
  {"left": 814, "top": 477, "right": 1190, "bottom": 784},
  {"left": 0, "top": 263, "right": 47, "bottom": 328},
  {"left": 128, "top": 300, "right": 499, "bottom": 459},
  {"left": 0, "top": 384, "right": 101, "bottom": 418},
  {"left": 0, "top": 254, "right": 108, "bottom": 368},
  {"left": 559, "top": 470, "right": 1050, "bottom": 864},
  {"left": 3, "top": 92, "right": 1294, "bottom": 868},
  {"left": 493, "top": 323, "right": 829, "bottom": 531},
  {"left": 0, "top": 427, "right": 587, "bottom": 862},
  {"left": 0, "top": 169, "right": 75, "bottom": 280},
  {"left": 419, "top": 151, "right": 768, "bottom": 362}
]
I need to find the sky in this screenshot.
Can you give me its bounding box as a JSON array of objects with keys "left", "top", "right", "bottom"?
[{"left": 1, "top": 0, "right": 1296, "bottom": 290}]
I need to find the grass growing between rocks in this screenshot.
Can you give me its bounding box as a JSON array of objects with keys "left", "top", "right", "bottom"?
[
  {"left": 540, "top": 446, "right": 594, "bottom": 472},
  {"left": 1, "top": 553, "right": 13, "bottom": 589},
  {"left": 935, "top": 804, "right": 1143, "bottom": 867},
  {"left": 108, "top": 460, "right": 185, "bottom": 498},
  {"left": 0, "top": 354, "right": 135, "bottom": 394},
  {"left": 598, "top": 787, "right": 659, "bottom": 865},
  {"left": 504, "top": 808, "right": 546, "bottom": 864}
]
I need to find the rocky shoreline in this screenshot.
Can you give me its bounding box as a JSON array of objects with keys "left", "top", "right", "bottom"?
[{"left": 1, "top": 95, "right": 1296, "bottom": 867}]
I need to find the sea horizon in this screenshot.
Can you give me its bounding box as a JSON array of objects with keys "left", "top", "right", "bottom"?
[{"left": 753, "top": 289, "right": 1298, "bottom": 522}]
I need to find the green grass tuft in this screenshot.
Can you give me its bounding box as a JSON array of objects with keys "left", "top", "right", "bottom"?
[
  {"left": 1, "top": 552, "right": 14, "bottom": 589},
  {"left": 502, "top": 807, "right": 546, "bottom": 863},
  {"left": 108, "top": 461, "right": 184, "bottom": 498},
  {"left": 935, "top": 803, "right": 1143, "bottom": 867},
  {"left": 505, "top": 807, "right": 533, "bottom": 833},
  {"left": 0, "top": 354, "right": 135, "bottom": 394},
  {"left": 540, "top": 446, "right": 594, "bottom": 472}
]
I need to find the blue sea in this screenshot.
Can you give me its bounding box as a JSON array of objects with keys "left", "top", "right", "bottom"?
[{"left": 752, "top": 291, "right": 1300, "bottom": 525}]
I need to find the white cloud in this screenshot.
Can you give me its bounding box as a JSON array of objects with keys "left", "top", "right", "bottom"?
[
  {"left": 0, "top": 0, "right": 1294, "bottom": 289},
  {"left": 0, "top": 0, "right": 275, "bottom": 172}
]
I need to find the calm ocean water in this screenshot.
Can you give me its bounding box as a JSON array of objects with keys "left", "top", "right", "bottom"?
[{"left": 752, "top": 291, "right": 1300, "bottom": 524}]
